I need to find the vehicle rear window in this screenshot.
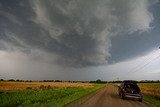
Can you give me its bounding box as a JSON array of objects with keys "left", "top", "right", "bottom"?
[{"left": 124, "top": 84, "right": 140, "bottom": 92}]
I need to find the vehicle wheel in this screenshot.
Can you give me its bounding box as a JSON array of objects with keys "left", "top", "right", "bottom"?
[
  {"left": 121, "top": 93, "right": 125, "bottom": 99},
  {"left": 139, "top": 99, "right": 142, "bottom": 102}
]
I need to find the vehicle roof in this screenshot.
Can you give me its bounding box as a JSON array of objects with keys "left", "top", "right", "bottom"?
[{"left": 123, "top": 80, "right": 137, "bottom": 84}]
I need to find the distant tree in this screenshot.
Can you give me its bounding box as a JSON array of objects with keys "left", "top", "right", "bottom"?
[
  {"left": 89, "top": 80, "right": 107, "bottom": 83},
  {"left": 55, "top": 80, "right": 62, "bottom": 82},
  {"left": 16, "top": 79, "right": 20, "bottom": 82},
  {"left": 25, "top": 80, "right": 32, "bottom": 82},
  {"left": 0, "top": 79, "right": 4, "bottom": 81},
  {"left": 96, "top": 79, "right": 102, "bottom": 83},
  {"left": 43, "top": 80, "right": 47, "bottom": 82},
  {"left": 8, "top": 79, "right": 15, "bottom": 81}
]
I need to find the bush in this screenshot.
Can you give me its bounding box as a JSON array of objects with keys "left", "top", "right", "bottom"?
[
  {"left": 39, "top": 85, "right": 45, "bottom": 90},
  {"left": 26, "top": 87, "right": 32, "bottom": 90},
  {"left": 39, "top": 85, "right": 52, "bottom": 90},
  {"left": 46, "top": 85, "right": 52, "bottom": 90},
  {"left": 8, "top": 79, "right": 15, "bottom": 81}
]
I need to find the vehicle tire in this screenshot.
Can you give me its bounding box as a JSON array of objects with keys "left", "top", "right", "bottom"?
[
  {"left": 121, "top": 93, "right": 125, "bottom": 99},
  {"left": 139, "top": 99, "right": 142, "bottom": 102},
  {"left": 119, "top": 92, "right": 121, "bottom": 96}
]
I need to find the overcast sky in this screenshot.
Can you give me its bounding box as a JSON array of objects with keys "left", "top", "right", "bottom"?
[{"left": 0, "top": 0, "right": 160, "bottom": 81}]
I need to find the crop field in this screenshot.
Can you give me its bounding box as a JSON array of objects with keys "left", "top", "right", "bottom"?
[
  {"left": 0, "top": 82, "right": 104, "bottom": 107},
  {"left": 0, "top": 82, "right": 93, "bottom": 91},
  {"left": 138, "top": 83, "right": 160, "bottom": 97},
  {"left": 138, "top": 83, "right": 160, "bottom": 107}
]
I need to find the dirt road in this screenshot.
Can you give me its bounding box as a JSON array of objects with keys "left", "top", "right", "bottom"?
[{"left": 66, "top": 85, "right": 149, "bottom": 107}]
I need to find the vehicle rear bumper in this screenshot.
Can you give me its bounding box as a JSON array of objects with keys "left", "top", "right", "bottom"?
[{"left": 125, "top": 94, "right": 142, "bottom": 99}]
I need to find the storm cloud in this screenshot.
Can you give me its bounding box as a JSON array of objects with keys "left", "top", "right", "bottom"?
[{"left": 0, "top": 0, "right": 156, "bottom": 67}]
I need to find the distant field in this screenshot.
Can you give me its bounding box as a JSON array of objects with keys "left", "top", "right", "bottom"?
[
  {"left": 0, "top": 82, "right": 93, "bottom": 91},
  {"left": 0, "top": 82, "right": 105, "bottom": 107}
]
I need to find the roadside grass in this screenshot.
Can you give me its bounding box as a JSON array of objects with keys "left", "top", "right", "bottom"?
[
  {"left": 143, "top": 96, "right": 160, "bottom": 107},
  {"left": 0, "top": 84, "right": 105, "bottom": 107}
]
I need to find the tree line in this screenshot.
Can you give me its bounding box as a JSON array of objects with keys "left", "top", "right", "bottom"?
[{"left": 0, "top": 79, "right": 160, "bottom": 83}]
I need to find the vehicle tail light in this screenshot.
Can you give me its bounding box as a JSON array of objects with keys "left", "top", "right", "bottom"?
[{"left": 122, "top": 89, "right": 126, "bottom": 93}]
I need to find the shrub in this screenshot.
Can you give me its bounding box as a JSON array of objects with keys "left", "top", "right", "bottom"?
[
  {"left": 46, "top": 85, "right": 52, "bottom": 90},
  {"left": 26, "top": 87, "right": 32, "bottom": 90}
]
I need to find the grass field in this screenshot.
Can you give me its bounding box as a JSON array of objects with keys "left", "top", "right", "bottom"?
[
  {"left": 0, "top": 82, "right": 105, "bottom": 107},
  {"left": 0, "top": 82, "right": 93, "bottom": 91},
  {"left": 138, "top": 83, "right": 160, "bottom": 97}
]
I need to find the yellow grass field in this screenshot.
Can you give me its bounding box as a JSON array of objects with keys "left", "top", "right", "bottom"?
[
  {"left": 138, "top": 83, "right": 160, "bottom": 97},
  {"left": 0, "top": 82, "right": 93, "bottom": 91}
]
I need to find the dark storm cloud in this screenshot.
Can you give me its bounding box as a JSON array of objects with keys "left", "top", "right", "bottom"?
[
  {"left": 109, "top": 1, "right": 160, "bottom": 64},
  {"left": 0, "top": 0, "right": 156, "bottom": 67}
]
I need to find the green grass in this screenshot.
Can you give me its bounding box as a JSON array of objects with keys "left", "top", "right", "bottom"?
[
  {"left": 0, "top": 84, "right": 105, "bottom": 107},
  {"left": 143, "top": 95, "right": 160, "bottom": 107}
]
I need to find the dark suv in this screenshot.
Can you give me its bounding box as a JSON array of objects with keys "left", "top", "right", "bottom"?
[{"left": 118, "top": 80, "right": 143, "bottom": 102}]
